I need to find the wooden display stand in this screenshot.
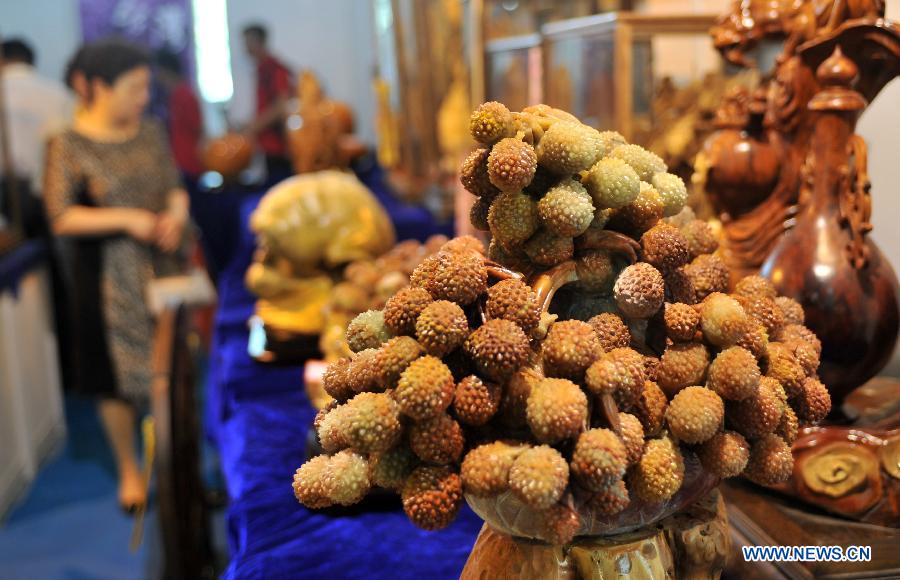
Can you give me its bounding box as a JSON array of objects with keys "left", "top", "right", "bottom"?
[
  {"left": 461, "top": 490, "right": 730, "bottom": 579},
  {"left": 723, "top": 481, "right": 900, "bottom": 579}
]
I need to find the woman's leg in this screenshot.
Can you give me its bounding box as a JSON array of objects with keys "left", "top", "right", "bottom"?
[{"left": 97, "top": 398, "right": 145, "bottom": 508}]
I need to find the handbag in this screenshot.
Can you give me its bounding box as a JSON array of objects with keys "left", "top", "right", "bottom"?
[{"left": 145, "top": 266, "right": 216, "bottom": 316}]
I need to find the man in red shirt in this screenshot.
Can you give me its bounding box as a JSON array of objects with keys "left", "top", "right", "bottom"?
[
  {"left": 242, "top": 23, "right": 293, "bottom": 179},
  {"left": 155, "top": 49, "right": 204, "bottom": 180}
]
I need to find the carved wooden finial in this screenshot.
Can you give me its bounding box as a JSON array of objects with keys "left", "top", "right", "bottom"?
[
  {"left": 809, "top": 45, "right": 867, "bottom": 112},
  {"left": 713, "top": 86, "right": 750, "bottom": 129},
  {"left": 816, "top": 45, "right": 859, "bottom": 88}
]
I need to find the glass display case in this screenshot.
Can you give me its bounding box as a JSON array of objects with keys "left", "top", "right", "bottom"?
[
  {"left": 480, "top": 13, "right": 725, "bottom": 139},
  {"left": 483, "top": 0, "right": 630, "bottom": 40},
  {"left": 540, "top": 13, "right": 722, "bottom": 141},
  {"left": 484, "top": 33, "right": 543, "bottom": 113},
  {"left": 478, "top": 10, "right": 738, "bottom": 216}
]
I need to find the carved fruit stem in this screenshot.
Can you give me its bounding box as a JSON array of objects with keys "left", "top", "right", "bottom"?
[
  {"left": 600, "top": 393, "right": 622, "bottom": 436},
  {"left": 476, "top": 296, "right": 487, "bottom": 326},
  {"left": 485, "top": 260, "right": 527, "bottom": 281},
  {"left": 575, "top": 230, "right": 641, "bottom": 264},
  {"left": 530, "top": 261, "right": 578, "bottom": 314},
  {"left": 529, "top": 260, "right": 625, "bottom": 433}
]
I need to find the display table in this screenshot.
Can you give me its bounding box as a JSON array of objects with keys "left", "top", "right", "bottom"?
[
  {"left": 723, "top": 479, "right": 900, "bottom": 579},
  {"left": 202, "top": 167, "right": 478, "bottom": 579},
  {"left": 0, "top": 240, "right": 66, "bottom": 518}
]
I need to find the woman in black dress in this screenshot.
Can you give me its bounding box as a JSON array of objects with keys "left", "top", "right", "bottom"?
[{"left": 44, "top": 40, "right": 189, "bottom": 511}]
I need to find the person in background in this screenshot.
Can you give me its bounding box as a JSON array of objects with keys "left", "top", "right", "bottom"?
[
  {"left": 241, "top": 23, "right": 293, "bottom": 179},
  {"left": 43, "top": 39, "right": 189, "bottom": 512},
  {"left": 154, "top": 48, "right": 204, "bottom": 184},
  {"left": 1, "top": 38, "right": 73, "bottom": 195}
]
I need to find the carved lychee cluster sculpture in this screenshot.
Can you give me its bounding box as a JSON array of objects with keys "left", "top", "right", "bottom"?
[{"left": 292, "top": 102, "right": 830, "bottom": 543}]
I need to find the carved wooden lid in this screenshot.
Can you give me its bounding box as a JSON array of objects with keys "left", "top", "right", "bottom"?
[{"left": 809, "top": 46, "right": 867, "bottom": 112}]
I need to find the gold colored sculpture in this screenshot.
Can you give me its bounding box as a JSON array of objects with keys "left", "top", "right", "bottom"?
[
  {"left": 437, "top": 62, "right": 472, "bottom": 173},
  {"left": 374, "top": 76, "right": 400, "bottom": 169},
  {"left": 246, "top": 70, "right": 393, "bottom": 340},
  {"left": 245, "top": 170, "right": 395, "bottom": 334}
]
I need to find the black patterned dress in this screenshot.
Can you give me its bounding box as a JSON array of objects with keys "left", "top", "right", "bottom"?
[{"left": 44, "top": 121, "right": 184, "bottom": 406}]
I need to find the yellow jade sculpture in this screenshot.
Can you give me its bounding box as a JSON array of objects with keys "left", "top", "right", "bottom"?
[{"left": 246, "top": 170, "right": 395, "bottom": 335}]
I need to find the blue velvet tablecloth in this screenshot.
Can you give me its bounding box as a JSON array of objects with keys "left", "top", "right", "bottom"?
[
  {"left": 202, "top": 167, "right": 480, "bottom": 579},
  {"left": 0, "top": 239, "right": 46, "bottom": 295}
]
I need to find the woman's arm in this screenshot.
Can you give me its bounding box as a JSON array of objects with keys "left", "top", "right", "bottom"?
[
  {"left": 150, "top": 122, "right": 192, "bottom": 253},
  {"left": 155, "top": 187, "right": 190, "bottom": 253},
  {"left": 53, "top": 205, "right": 157, "bottom": 242},
  {"left": 166, "top": 187, "right": 190, "bottom": 222}
]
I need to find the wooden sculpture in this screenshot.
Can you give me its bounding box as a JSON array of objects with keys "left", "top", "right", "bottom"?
[
  {"left": 701, "top": 3, "right": 900, "bottom": 405},
  {"left": 286, "top": 70, "right": 363, "bottom": 175},
  {"left": 699, "top": 0, "right": 900, "bottom": 542},
  {"left": 635, "top": 70, "right": 757, "bottom": 219}
]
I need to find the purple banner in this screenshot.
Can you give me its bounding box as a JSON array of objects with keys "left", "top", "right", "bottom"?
[
  {"left": 78, "top": 0, "right": 196, "bottom": 119},
  {"left": 79, "top": 0, "right": 193, "bottom": 53}
]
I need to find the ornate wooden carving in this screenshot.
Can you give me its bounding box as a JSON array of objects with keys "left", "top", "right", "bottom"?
[
  {"left": 722, "top": 378, "right": 900, "bottom": 578},
  {"left": 701, "top": 5, "right": 900, "bottom": 404},
  {"left": 772, "top": 424, "right": 900, "bottom": 526}
]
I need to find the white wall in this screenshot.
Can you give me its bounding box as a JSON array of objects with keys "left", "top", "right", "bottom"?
[
  {"left": 0, "top": 0, "right": 82, "bottom": 84},
  {"left": 226, "top": 0, "right": 377, "bottom": 144},
  {"left": 857, "top": 3, "right": 900, "bottom": 374}
]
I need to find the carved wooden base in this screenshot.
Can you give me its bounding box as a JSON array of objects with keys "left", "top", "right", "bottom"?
[
  {"left": 768, "top": 377, "right": 899, "bottom": 526},
  {"left": 461, "top": 490, "right": 730, "bottom": 580}
]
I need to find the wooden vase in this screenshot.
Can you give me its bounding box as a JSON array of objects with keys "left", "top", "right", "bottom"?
[{"left": 761, "top": 46, "right": 900, "bottom": 409}]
